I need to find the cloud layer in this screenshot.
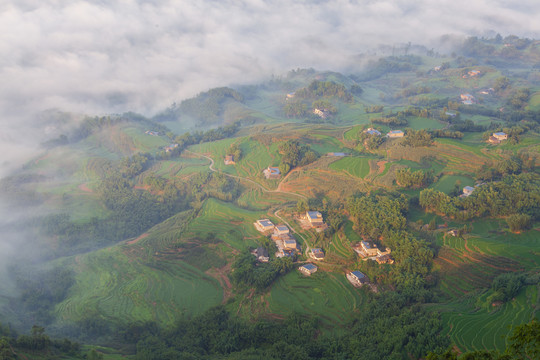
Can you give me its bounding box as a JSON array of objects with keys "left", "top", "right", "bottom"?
[
  {"left": 1, "top": 0, "right": 540, "bottom": 175},
  {"left": 2, "top": 0, "right": 540, "bottom": 116}
]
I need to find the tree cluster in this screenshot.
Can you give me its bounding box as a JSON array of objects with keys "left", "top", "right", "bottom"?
[
  {"left": 295, "top": 80, "right": 353, "bottom": 102},
  {"left": 395, "top": 168, "right": 434, "bottom": 188},
  {"left": 402, "top": 129, "right": 433, "bottom": 147},
  {"left": 231, "top": 252, "right": 293, "bottom": 290},
  {"left": 278, "top": 140, "right": 318, "bottom": 175}
]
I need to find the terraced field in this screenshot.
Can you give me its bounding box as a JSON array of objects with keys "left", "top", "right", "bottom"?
[
  {"left": 267, "top": 270, "right": 367, "bottom": 327},
  {"left": 434, "top": 218, "right": 539, "bottom": 352},
  {"left": 430, "top": 174, "right": 475, "bottom": 193},
  {"left": 184, "top": 198, "right": 264, "bottom": 251},
  {"left": 328, "top": 156, "right": 373, "bottom": 178},
  {"left": 441, "top": 285, "right": 538, "bottom": 352},
  {"left": 57, "top": 247, "right": 223, "bottom": 326}
]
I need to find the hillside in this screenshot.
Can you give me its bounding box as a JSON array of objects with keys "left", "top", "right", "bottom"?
[{"left": 0, "top": 35, "right": 539, "bottom": 359}]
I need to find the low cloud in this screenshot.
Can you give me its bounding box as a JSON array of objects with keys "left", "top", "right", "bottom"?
[{"left": 0, "top": 0, "right": 539, "bottom": 175}]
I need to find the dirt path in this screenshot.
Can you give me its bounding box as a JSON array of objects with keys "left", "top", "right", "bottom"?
[
  {"left": 78, "top": 183, "right": 93, "bottom": 193},
  {"left": 377, "top": 160, "right": 387, "bottom": 173},
  {"left": 127, "top": 233, "right": 149, "bottom": 245},
  {"left": 185, "top": 150, "right": 307, "bottom": 199}
]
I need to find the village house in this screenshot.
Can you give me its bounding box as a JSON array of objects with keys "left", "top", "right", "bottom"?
[
  {"left": 376, "top": 254, "right": 394, "bottom": 264},
  {"left": 164, "top": 143, "right": 179, "bottom": 152},
  {"left": 254, "top": 246, "right": 269, "bottom": 262},
  {"left": 468, "top": 70, "right": 481, "bottom": 77},
  {"left": 387, "top": 130, "right": 404, "bottom": 138},
  {"left": 306, "top": 211, "right": 325, "bottom": 228},
  {"left": 299, "top": 263, "right": 318, "bottom": 276},
  {"left": 263, "top": 166, "right": 281, "bottom": 179},
  {"left": 313, "top": 108, "right": 329, "bottom": 119},
  {"left": 224, "top": 155, "right": 235, "bottom": 165},
  {"left": 145, "top": 130, "right": 159, "bottom": 136},
  {"left": 364, "top": 128, "right": 382, "bottom": 136},
  {"left": 493, "top": 132, "right": 508, "bottom": 141},
  {"left": 460, "top": 93, "right": 475, "bottom": 105},
  {"left": 347, "top": 270, "right": 368, "bottom": 287},
  {"left": 310, "top": 248, "right": 325, "bottom": 260},
  {"left": 286, "top": 92, "right": 295, "bottom": 99},
  {"left": 271, "top": 225, "right": 290, "bottom": 240},
  {"left": 283, "top": 238, "right": 297, "bottom": 250},
  {"left": 447, "top": 230, "right": 459, "bottom": 237},
  {"left": 488, "top": 136, "right": 501, "bottom": 144},
  {"left": 462, "top": 186, "right": 475, "bottom": 197},
  {"left": 361, "top": 241, "right": 379, "bottom": 257},
  {"left": 254, "top": 219, "right": 275, "bottom": 233}
]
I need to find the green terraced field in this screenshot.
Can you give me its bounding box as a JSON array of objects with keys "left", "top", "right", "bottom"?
[
  {"left": 407, "top": 116, "right": 446, "bottom": 130},
  {"left": 441, "top": 285, "right": 538, "bottom": 352},
  {"left": 328, "top": 156, "right": 373, "bottom": 178},
  {"left": 184, "top": 198, "right": 264, "bottom": 250},
  {"left": 267, "top": 270, "right": 367, "bottom": 327},
  {"left": 57, "top": 247, "right": 223, "bottom": 326},
  {"left": 430, "top": 174, "right": 475, "bottom": 193},
  {"left": 307, "top": 134, "right": 349, "bottom": 154}
]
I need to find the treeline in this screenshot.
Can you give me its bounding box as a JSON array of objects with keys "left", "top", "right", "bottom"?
[
  {"left": 295, "top": 80, "right": 353, "bottom": 102},
  {"left": 157, "top": 122, "right": 240, "bottom": 159},
  {"left": 352, "top": 56, "right": 418, "bottom": 82},
  {"left": 396, "top": 168, "right": 434, "bottom": 188},
  {"left": 127, "top": 292, "right": 448, "bottom": 360},
  {"left": 419, "top": 173, "right": 540, "bottom": 223},
  {"left": 430, "top": 129, "right": 463, "bottom": 139},
  {"left": 278, "top": 139, "right": 318, "bottom": 175},
  {"left": 10, "top": 266, "right": 75, "bottom": 326},
  {"left": 477, "top": 152, "right": 535, "bottom": 181},
  {"left": 0, "top": 324, "right": 83, "bottom": 360}
]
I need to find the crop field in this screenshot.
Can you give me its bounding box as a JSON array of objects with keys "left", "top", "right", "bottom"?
[
  {"left": 267, "top": 270, "right": 367, "bottom": 327},
  {"left": 327, "top": 232, "right": 355, "bottom": 259},
  {"left": 430, "top": 174, "right": 475, "bottom": 193},
  {"left": 58, "top": 247, "right": 223, "bottom": 326},
  {"left": 236, "top": 187, "right": 298, "bottom": 210},
  {"left": 407, "top": 116, "right": 446, "bottom": 130},
  {"left": 123, "top": 127, "right": 168, "bottom": 152},
  {"left": 440, "top": 285, "right": 538, "bottom": 352},
  {"left": 343, "top": 125, "right": 363, "bottom": 141},
  {"left": 306, "top": 134, "right": 348, "bottom": 154},
  {"left": 526, "top": 90, "right": 540, "bottom": 111},
  {"left": 430, "top": 140, "right": 491, "bottom": 173},
  {"left": 184, "top": 198, "right": 263, "bottom": 251},
  {"left": 328, "top": 156, "right": 373, "bottom": 178}
]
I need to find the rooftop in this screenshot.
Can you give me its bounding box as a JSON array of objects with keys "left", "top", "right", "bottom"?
[
  {"left": 351, "top": 271, "right": 366, "bottom": 279},
  {"left": 302, "top": 264, "right": 317, "bottom": 271}
]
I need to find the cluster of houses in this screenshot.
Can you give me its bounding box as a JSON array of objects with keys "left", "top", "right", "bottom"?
[
  {"left": 363, "top": 127, "right": 404, "bottom": 138},
  {"left": 353, "top": 241, "right": 394, "bottom": 264},
  {"left": 488, "top": 132, "right": 508, "bottom": 144},
  {"left": 253, "top": 212, "right": 390, "bottom": 288},
  {"left": 254, "top": 219, "right": 299, "bottom": 258}
]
